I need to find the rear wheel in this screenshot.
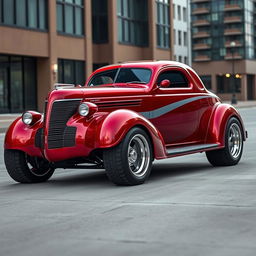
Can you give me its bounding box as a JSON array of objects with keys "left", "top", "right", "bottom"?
[
  {"left": 4, "top": 149, "right": 54, "bottom": 183},
  {"left": 103, "top": 127, "right": 153, "bottom": 185},
  {"left": 206, "top": 117, "right": 243, "bottom": 166}
]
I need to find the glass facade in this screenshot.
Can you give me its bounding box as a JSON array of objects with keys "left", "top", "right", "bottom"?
[
  {"left": 0, "top": 55, "right": 37, "bottom": 113},
  {"left": 58, "top": 59, "right": 85, "bottom": 85},
  {"left": 156, "top": 0, "right": 170, "bottom": 48},
  {"left": 191, "top": 0, "right": 256, "bottom": 61},
  {"left": 217, "top": 75, "right": 241, "bottom": 93},
  {"left": 93, "top": 63, "right": 109, "bottom": 71},
  {"left": 0, "top": 0, "right": 47, "bottom": 30},
  {"left": 56, "top": 0, "right": 84, "bottom": 36},
  {"left": 117, "top": 0, "right": 149, "bottom": 47},
  {"left": 200, "top": 75, "right": 212, "bottom": 90},
  {"left": 92, "top": 0, "right": 108, "bottom": 43}
]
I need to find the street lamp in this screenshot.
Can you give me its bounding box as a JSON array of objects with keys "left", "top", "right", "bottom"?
[{"left": 230, "top": 41, "right": 237, "bottom": 104}]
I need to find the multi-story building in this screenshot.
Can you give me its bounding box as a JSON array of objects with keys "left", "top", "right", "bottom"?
[
  {"left": 173, "top": 0, "right": 191, "bottom": 65},
  {"left": 191, "top": 0, "right": 256, "bottom": 101},
  {"left": 0, "top": 0, "right": 174, "bottom": 114}
]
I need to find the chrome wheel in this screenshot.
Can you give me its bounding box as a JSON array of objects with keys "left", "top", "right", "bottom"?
[
  {"left": 127, "top": 134, "right": 151, "bottom": 178},
  {"left": 228, "top": 123, "right": 242, "bottom": 159},
  {"left": 26, "top": 155, "right": 52, "bottom": 177}
]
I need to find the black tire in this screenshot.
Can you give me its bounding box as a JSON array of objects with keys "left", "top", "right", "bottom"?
[
  {"left": 4, "top": 149, "right": 54, "bottom": 183},
  {"left": 103, "top": 127, "right": 153, "bottom": 186},
  {"left": 206, "top": 117, "right": 243, "bottom": 166}
]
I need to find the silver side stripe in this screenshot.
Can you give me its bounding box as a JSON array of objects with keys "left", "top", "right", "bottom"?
[{"left": 140, "top": 95, "right": 212, "bottom": 119}]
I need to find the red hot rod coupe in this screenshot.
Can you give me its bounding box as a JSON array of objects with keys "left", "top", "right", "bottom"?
[{"left": 4, "top": 61, "right": 246, "bottom": 185}]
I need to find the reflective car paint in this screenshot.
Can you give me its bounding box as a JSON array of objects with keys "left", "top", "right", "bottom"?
[{"left": 4, "top": 61, "right": 246, "bottom": 162}]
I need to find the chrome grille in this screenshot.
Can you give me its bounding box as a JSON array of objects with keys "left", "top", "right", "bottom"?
[{"left": 47, "top": 100, "right": 80, "bottom": 149}]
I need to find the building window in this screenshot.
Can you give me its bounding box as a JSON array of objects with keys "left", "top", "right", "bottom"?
[
  {"left": 156, "top": 0, "right": 170, "bottom": 48},
  {"left": 0, "top": 0, "right": 47, "bottom": 30},
  {"left": 57, "top": 0, "right": 84, "bottom": 36},
  {"left": 178, "top": 30, "right": 182, "bottom": 45},
  {"left": 173, "top": 4, "right": 175, "bottom": 19},
  {"left": 183, "top": 31, "right": 187, "bottom": 46},
  {"left": 177, "top": 5, "right": 181, "bottom": 20},
  {"left": 184, "top": 56, "right": 188, "bottom": 64},
  {"left": 173, "top": 29, "right": 176, "bottom": 45},
  {"left": 200, "top": 75, "right": 212, "bottom": 90},
  {"left": 217, "top": 75, "right": 241, "bottom": 93},
  {"left": 92, "top": 0, "right": 108, "bottom": 43},
  {"left": 0, "top": 55, "right": 37, "bottom": 113},
  {"left": 117, "top": 0, "right": 149, "bottom": 47},
  {"left": 93, "top": 63, "right": 109, "bottom": 71},
  {"left": 58, "top": 59, "right": 85, "bottom": 85},
  {"left": 178, "top": 56, "right": 182, "bottom": 62},
  {"left": 183, "top": 7, "right": 187, "bottom": 22}
]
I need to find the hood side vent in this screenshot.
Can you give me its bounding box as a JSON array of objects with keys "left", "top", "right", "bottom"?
[{"left": 96, "top": 99, "right": 142, "bottom": 109}]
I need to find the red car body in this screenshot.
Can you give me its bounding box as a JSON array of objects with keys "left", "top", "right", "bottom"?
[{"left": 5, "top": 61, "right": 246, "bottom": 166}]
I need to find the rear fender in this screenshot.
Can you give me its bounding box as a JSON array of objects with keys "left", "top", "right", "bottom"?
[
  {"left": 95, "top": 110, "right": 167, "bottom": 159},
  {"left": 206, "top": 103, "right": 246, "bottom": 146}
]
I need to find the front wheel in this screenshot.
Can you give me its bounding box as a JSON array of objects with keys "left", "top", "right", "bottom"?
[
  {"left": 103, "top": 127, "right": 153, "bottom": 185},
  {"left": 206, "top": 117, "right": 243, "bottom": 166},
  {"left": 4, "top": 149, "right": 55, "bottom": 183}
]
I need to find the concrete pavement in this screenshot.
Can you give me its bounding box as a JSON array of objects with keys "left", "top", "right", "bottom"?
[{"left": 0, "top": 107, "right": 256, "bottom": 256}]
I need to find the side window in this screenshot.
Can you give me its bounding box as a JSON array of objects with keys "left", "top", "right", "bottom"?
[
  {"left": 157, "top": 70, "right": 189, "bottom": 88},
  {"left": 89, "top": 69, "right": 117, "bottom": 86}
]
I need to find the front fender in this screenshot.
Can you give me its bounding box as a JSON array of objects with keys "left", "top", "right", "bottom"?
[
  {"left": 4, "top": 116, "right": 44, "bottom": 157},
  {"left": 95, "top": 110, "right": 167, "bottom": 159},
  {"left": 206, "top": 103, "right": 246, "bottom": 146}
]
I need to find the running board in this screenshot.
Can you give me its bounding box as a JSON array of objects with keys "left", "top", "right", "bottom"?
[{"left": 166, "top": 143, "right": 219, "bottom": 156}]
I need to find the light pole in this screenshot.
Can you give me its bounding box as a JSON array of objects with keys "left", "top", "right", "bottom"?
[{"left": 230, "top": 41, "right": 237, "bottom": 104}]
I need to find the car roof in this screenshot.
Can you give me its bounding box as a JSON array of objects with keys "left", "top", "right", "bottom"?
[
  {"left": 95, "top": 61, "right": 191, "bottom": 72},
  {"left": 87, "top": 61, "right": 206, "bottom": 91}
]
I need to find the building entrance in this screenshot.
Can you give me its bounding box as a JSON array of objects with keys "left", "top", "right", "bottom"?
[
  {"left": 0, "top": 55, "right": 37, "bottom": 113},
  {"left": 247, "top": 75, "right": 255, "bottom": 100}
]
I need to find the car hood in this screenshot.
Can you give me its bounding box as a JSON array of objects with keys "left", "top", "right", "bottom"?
[{"left": 47, "top": 86, "right": 147, "bottom": 103}]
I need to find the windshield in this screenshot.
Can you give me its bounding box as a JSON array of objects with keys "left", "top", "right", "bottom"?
[{"left": 88, "top": 68, "right": 152, "bottom": 86}]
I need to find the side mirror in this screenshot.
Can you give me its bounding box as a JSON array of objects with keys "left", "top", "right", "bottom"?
[{"left": 160, "top": 79, "right": 171, "bottom": 88}]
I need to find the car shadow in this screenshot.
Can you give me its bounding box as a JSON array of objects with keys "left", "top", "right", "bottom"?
[
  {"left": 47, "top": 161, "right": 213, "bottom": 187},
  {"left": 150, "top": 161, "right": 213, "bottom": 181},
  {"left": 1, "top": 161, "right": 215, "bottom": 190}
]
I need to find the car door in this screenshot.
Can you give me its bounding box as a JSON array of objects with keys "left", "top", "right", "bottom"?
[{"left": 148, "top": 67, "right": 203, "bottom": 146}]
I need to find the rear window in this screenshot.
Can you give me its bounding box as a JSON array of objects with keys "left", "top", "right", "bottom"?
[{"left": 157, "top": 70, "right": 188, "bottom": 88}]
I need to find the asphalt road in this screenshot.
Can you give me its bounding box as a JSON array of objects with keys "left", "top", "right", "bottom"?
[{"left": 0, "top": 107, "right": 255, "bottom": 256}]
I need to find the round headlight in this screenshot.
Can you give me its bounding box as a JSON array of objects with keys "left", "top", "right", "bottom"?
[
  {"left": 22, "top": 112, "right": 33, "bottom": 125},
  {"left": 78, "top": 103, "right": 89, "bottom": 116}
]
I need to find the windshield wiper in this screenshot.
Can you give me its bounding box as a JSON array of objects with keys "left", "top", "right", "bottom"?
[{"left": 125, "top": 81, "right": 146, "bottom": 84}]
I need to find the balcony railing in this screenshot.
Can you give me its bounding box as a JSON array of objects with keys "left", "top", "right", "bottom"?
[
  {"left": 192, "top": 0, "right": 211, "bottom": 3},
  {"left": 192, "top": 31, "right": 210, "bottom": 38},
  {"left": 224, "top": 16, "right": 242, "bottom": 23},
  {"left": 194, "top": 55, "right": 211, "bottom": 62},
  {"left": 192, "top": 19, "right": 211, "bottom": 26},
  {"left": 193, "top": 43, "right": 211, "bottom": 50},
  {"left": 224, "top": 4, "right": 242, "bottom": 11},
  {"left": 192, "top": 7, "right": 210, "bottom": 15},
  {"left": 224, "top": 28, "right": 243, "bottom": 35},
  {"left": 225, "top": 53, "right": 243, "bottom": 60},
  {"left": 225, "top": 41, "right": 243, "bottom": 48}
]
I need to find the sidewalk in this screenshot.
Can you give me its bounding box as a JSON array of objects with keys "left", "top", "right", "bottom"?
[
  {"left": 0, "top": 114, "right": 20, "bottom": 133},
  {"left": 223, "top": 100, "right": 256, "bottom": 109},
  {"left": 1, "top": 101, "right": 256, "bottom": 133}
]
